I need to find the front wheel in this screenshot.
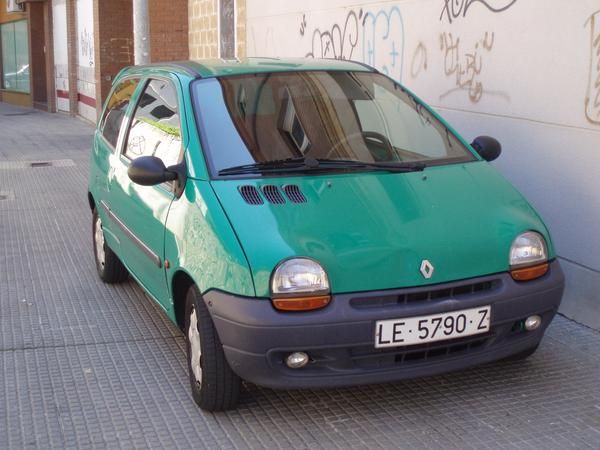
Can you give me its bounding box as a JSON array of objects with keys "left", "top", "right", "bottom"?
[{"left": 185, "top": 285, "right": 241, "bottom": 411}]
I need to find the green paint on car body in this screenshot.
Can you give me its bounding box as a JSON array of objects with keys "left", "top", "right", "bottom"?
[
  {"left": 89, "top": 57, "right": 556, "bottom": 318},
  {"left": 211, "top": 162, "right": 554, "bottom": 297}
]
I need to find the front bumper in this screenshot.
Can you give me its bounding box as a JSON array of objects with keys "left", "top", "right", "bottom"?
[{"left": 205, "top": 261, "right": 564, "bottom": 389}]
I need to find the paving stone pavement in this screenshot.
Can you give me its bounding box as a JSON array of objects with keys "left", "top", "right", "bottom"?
[{"left": 0, "top": 102, "right": 599, "bottom": 449}]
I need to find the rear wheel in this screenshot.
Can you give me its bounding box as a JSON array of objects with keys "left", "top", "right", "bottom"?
[
  {"left": 185, "top": 285, "right": 241, "bottom": 411},
  {"left": 92, "top": 209, "right": 128, "bottom": 283}
]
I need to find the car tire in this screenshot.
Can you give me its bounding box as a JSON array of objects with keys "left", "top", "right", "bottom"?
[
  {"left": 185, "top": 285, "right": 241, "bottom": 411},
  {"left": 504, "top": 344, "right": 539, "bottom": 362},
  {"left": 92, "top": 208, "right": 128, "bottom": 283}
]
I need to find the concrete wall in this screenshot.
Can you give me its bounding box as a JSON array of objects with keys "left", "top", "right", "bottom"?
[{"left": 247, "top": 0, "right": 600, "bottom": 329}]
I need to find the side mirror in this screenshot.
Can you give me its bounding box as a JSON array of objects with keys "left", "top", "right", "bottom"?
[
  {"left": 471, "top": 136, "right": 502, "bottom": 162},
  {"left": 128, "top": 156, "right": 178, "bottom": 186}
]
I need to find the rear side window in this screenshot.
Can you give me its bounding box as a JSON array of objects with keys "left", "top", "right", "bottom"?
[
  {"left": 99, "top": 78, "right": 140, "bottom": 149},
  {"left": 124, "top": 79, "right": 182, "bottom": 168}
]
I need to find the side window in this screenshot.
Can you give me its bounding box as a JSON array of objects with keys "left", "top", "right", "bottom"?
[
  {"left": 100, "top": 78, "right": 140, "bottom": 149},
  {"left": 124, "top": 79, "right": 182, "bottom": 168}
]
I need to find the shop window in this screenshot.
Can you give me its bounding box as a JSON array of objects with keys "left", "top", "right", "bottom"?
[{"left": 1, "top": 20, "right": 30, "bottom": 93}]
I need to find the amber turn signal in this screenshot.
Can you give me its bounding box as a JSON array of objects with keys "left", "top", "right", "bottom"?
[
  {"left": 510, "top": 263, "right": 549, "bottom": 281},
  {"left": 272, "top": 295, "right": 331, "bottom": 312}
]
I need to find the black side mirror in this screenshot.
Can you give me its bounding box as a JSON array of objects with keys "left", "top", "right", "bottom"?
[
  {"left": 128, "top": 156, "right": 178, "bottom": 186},
  {"left": 471, "top": 136, "right": 502, "bottom": 162}
]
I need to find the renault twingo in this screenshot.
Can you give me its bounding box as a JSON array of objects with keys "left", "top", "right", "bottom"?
[{"left": 88, "top": 58, "right": 564, "bottom": 411}]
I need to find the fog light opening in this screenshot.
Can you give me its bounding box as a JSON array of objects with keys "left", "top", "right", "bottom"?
[
  {"left": 524, "top": 315, "right": 542, "bottom": 331},
  {"left": 286, "top": 352, "right": 309, "bottom": 369},
  {"left": 511, "top": 320, "right": 525, "bottom": 333}
]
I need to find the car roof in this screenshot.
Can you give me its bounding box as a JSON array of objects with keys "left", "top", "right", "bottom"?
[{"left": 123, "top": 57, "right": 376, "bottom": 78}]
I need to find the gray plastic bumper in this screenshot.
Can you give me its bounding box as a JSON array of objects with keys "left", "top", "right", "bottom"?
[{"left": 204, "top": 261, "right": 565, "bottom": 389}]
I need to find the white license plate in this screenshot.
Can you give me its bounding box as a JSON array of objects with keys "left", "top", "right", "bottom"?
[{"left": 374, "top": 306, "right": 491, "bottom": 348}]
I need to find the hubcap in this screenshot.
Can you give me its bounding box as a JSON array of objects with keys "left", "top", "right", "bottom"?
[
  {"left": 188, "top": 307, "right": 202, "bottom": 385},
  {"left": 94, "top": 216, "right": 106, "bottom": 268}
]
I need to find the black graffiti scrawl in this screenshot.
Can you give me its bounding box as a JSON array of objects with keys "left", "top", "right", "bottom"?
[
  {"left": 305, "top": 9, "right": 361, "bottom": 60},
  {"left": 440, "top": 0, "right": 519, "bottom": 24}
]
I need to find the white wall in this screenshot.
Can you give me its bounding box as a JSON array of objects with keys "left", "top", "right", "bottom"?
[
  {"left": 76, "top": 0, "right": 96, "bottom": 122},
  {"left": 247, "top": 0, "right": 600, "bottom": 328},
  {"left": 52, "top": 0, "right": 69, "bottom": 113}
]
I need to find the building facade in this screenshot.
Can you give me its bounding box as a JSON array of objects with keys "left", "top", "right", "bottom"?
[
  {"left": 0, "top": 0, "right": 53, "bottom": 110},
  {"left": 0, "top": 0, "right": 187, "bottom": 121},
  {"left": 188, "top": 0, "right": 246, "bottom": 60}
]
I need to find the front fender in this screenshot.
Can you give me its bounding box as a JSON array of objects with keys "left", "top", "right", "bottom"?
[{"left": 164, "top": 180, "right": 255, "bottom": 307}]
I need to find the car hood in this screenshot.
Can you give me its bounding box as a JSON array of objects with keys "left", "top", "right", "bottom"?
[{"left": 210, "top": 162, "right": 553, "bottom": 297}]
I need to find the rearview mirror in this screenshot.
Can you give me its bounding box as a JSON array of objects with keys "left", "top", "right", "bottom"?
[
  {"left": 471, "top": 136, "right": 502, "bottom": 162},
  {"left": 128, "top": 156, "right": 178, "bottom": 186}
]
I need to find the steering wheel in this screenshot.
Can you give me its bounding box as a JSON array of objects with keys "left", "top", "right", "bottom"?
[
  {"left": 326, "top": 131, "right": 395, "bottom": 161},
  {"left": 361, "top": 131, "right": 395, "bottom": 161}
]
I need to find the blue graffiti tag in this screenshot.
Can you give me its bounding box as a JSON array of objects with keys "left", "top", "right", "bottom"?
[{"left": 362, "top": 6, "right": 405, "bottom": 82}]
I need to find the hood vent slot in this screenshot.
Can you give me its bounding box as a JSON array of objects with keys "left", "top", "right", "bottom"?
[
  {"left": 238, "top": 184, "right": 307, "bottom": 205},
  {"left": 261, "top": 185, "right": 285, "bottom": 204},
  {"left": 283, "top": 185, "right": 306, "bottom": 204},
  {"left": 238, "top": 185, "right": 264, "bottom": 205}
]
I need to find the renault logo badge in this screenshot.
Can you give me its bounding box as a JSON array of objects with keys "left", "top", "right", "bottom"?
[{"left": 420, "top": 260, "right": 434, "bottom": 279}]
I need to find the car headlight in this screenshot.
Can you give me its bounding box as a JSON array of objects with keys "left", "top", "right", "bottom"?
[
  {"left": 271, "top": 258, "right": 330, "bottom": 311},
  {"left": 509, "top": 232, "right": 549, "bottom": 281}
]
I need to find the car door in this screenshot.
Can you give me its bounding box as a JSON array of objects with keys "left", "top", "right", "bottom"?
[
  {"left": 93, "top": 77, "right": 141, "bottom": 255},
  {"left": 106, "top": 76, "right": 184, "bottom": 307}
]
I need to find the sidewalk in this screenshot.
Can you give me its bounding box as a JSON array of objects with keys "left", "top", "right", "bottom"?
[{"left": 0, "top": 102, "right": 599, "bottom": 449}]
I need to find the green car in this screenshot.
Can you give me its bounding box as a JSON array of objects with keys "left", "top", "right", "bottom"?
[{"left": 88, "top": 58, "right": 564, "bottom": 411}]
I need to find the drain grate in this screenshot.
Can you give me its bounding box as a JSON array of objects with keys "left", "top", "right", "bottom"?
[
  {"left": 0, "top": 159, "right": 75, "bottom": 170},
  {"left": 0, "top": 191, "right": 15, "bottom": 201},
  {"left": 29, "top": 161, "right": 52, "bottom": 168},
  {"left": 2, "top": 112, "right": 34, "bottom": 117}
]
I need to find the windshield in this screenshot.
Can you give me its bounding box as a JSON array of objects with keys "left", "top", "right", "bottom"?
[{"left": 191, "top": 71, "right": 476, "bottom": 176}]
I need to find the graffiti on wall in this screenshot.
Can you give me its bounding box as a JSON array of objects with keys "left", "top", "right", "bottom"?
[
  {"left": 362, "top": 7, "right": 404, "bottom": 79},
  {"left": 302, "top": 6, "right": 405, "bottom": 81},
  {"left": 410, "top": 42, "right": 428, "bottom": 79},
  {"left": 249, "top": 2, "right": 518, "bottom": 105},
  {"left": 79, "top": 28, "right": 94, "bottom": 67},
  {"left": 440, "top": 0, "right": 519, "bottom": 24},
  {"left": 305, "top": 9, "right": 361, "bottom": 60},
  {"left": 439, "top": 31, "right": 506, "bottom": 103},
  {"left": 585, "top": 10, "right": 600, "bottom": 125}
]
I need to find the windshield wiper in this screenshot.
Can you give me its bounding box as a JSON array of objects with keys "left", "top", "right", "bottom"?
[
  {"left": 217, "top": 156, "right": 426, "bottom": 176},
  {"left": 218, "top": 156, "right": 313, "bottom": 175}
]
